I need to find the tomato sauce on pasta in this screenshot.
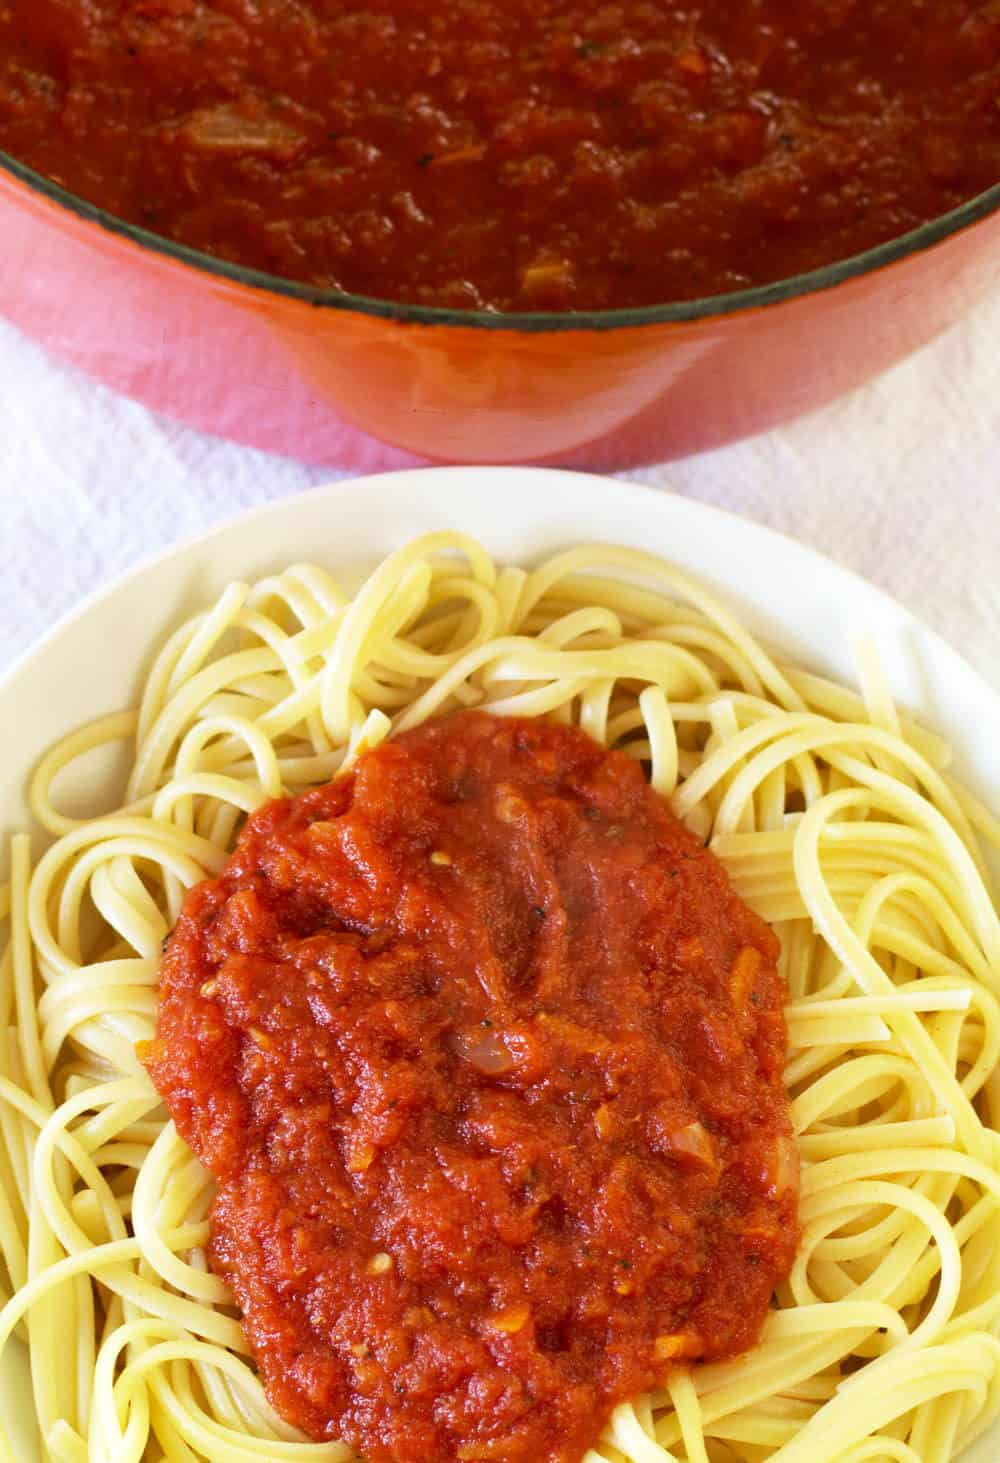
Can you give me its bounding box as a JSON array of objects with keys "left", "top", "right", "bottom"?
[{"left": 145, "top": 712, "right": 798, "bottom": 1463}]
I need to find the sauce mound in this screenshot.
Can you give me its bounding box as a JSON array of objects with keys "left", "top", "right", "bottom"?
[
  {"left": 3, "top": 4, "right": 1000, "bottom": 309},
  {"left": 146, "top": 713, "right": 799, "bottom": 1463}
]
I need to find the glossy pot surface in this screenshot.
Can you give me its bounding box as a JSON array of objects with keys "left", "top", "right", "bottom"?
[{"left": 2, "top": 155, "right": 1000, "bottom": 470}]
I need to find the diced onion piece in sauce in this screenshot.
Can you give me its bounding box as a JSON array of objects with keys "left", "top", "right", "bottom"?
[
  {"left": 349, "top": 1142, "right": 376, "bottom": 1174},
  {"left": 450, "top": 1027, "right": 516, "bottom": 1075},
  {"left": 654, "top": 1332, "right": 702, "bottom": 1363},
  {"left": 489, "top": 1304, "right": 530, "bottom": 1334},
  {"left": 182, "top": 107, "right": 304, "bottom": 156},
  {"left": 594, "top": 1103, "right": 614, "bottom": 1138},
  {"left": 661, "top": 1120, "right": 717, "bottom": 1170},
  {"left": 431, "top": 145, "right": 487, "bottom": 166},
  {"left": 367, "top": 1252, "right": 394, "bottom": 1276},
  {"left": 494, "top": 788, "right": 527, "bottom": 823},
  {"left": 404, "top": 1306, "right": 435, "bottom": 1328},
  {"left": 520, "top": 259, "right": 575, "bottom": 295},
  {"left": 676, "top": 47, "right": 709, "bottom": 77},
  {"left": 306, "top": 820, "right": 340, "bottom": 841},
  {"left": 729, "top": 945, "right": 762, "bottom": 1009}
]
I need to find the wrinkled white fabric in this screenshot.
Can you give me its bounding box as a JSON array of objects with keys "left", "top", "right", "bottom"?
[{"left": 1, "top": 294, "right": 998, "bottom": 687}]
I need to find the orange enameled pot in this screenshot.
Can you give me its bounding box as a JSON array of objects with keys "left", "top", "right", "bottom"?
[{"left": 2, "top": 151, "right": 1000, "bottom": 470}]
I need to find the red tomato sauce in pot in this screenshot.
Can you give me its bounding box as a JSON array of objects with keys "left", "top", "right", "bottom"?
[
  {"left": 145, "top": 713, "right": 799, "bottom": 1463},
  {"left": 2, "top": 3, "right": 1000, "bottom": 310}
]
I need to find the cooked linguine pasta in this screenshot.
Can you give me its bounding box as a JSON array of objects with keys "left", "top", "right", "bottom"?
[{"left": 1, "top": 534, "right": 999, "bottom": 1463}]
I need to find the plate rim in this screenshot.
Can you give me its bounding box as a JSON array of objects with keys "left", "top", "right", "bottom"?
[{"left": 2, "top": 464, "right": 998, "bottom": 717}]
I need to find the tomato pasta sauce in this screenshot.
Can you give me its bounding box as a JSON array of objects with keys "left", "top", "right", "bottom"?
[
  {"left": 2, "top": 2, "right": 1000, "bottom": 310},
  {"left": 144, "top": 714, "right": 798, "bottom": 1463}
]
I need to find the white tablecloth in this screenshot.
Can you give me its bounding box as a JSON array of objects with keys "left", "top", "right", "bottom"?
[{"left": 2, "top": 295, "right": 998, "bottom": 689}]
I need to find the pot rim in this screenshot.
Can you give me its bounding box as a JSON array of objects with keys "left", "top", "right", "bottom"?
[{"left": 3, "top": 146, "right": 1000, "bottom": 334}]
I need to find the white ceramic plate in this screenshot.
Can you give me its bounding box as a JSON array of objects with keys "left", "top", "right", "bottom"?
[{"left": 2, "top": 467, "right": 998, "bottom": 1462}]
